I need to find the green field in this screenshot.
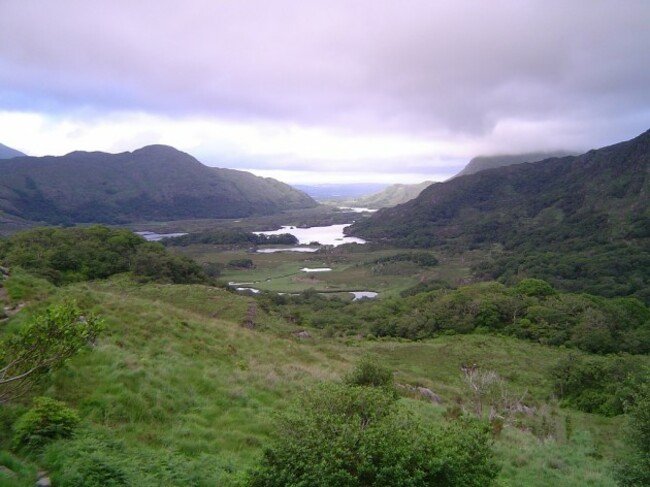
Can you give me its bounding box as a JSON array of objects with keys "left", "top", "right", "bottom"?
[
  {"left": 173, "top": 243, "right": 478, "bottom": 298},
  {"left": 0, "top": 275, "right": 625, "bottom": 486}
]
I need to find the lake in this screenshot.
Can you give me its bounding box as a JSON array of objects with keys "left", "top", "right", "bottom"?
[
  {"left": 254, "top": 224, "right": 365, "bottom": 247},
  {"left": 135, "top": 231, "right": 188, "bottom": 241},
  {"left": 338, "top": 206, "right": 378, "bottom": 213}
]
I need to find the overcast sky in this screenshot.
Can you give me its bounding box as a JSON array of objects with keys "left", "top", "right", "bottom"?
[{"left": 1, "top": 0, "right": 649, "bottom": 183}]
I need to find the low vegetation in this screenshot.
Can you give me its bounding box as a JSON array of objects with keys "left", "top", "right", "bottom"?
[
  {"left": 0, "top": 226, "right": 206, "bottom": 285},
  {"left": 0, "top": 222, "right": 648, "bottom": 486},
  {"left": 165, "top": 229, "right": 298, "bottom": 247}
]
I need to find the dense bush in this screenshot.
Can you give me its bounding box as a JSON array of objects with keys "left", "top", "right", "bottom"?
[
  {"left": 550, "top": 354, "right": 648, "bottom": 416},
  {"left": 474, "top": 241, "right": 650, "bottom": 305},
  {"left": 165, "top": 229, "right": 298, "bottom": 247},
  {"left": 370, "top": 252, "right": 438, "bottom": 267},
  {"left": 13, "top": 397, "right": 80, "bottom": 450},
  {"left": 343, "top": 356, "right": 396, "bottom": 397},
  {"left": 247, "top": 383, "right": 499, "bottom": 487},
  {"left": 616, "top": 382, "right": 650, "bottom": 485},
  {"left": 0, "top": 226, "right": 207, "bottom": 285},
  {"left": 227, "top": 258, "right": 255, "bottom": 269},
  {"left": 130, "top": 243, "right": 204, "bottom": 284},
  {"left": 369, "top": 280, "right": 650, "bottom": 354}
]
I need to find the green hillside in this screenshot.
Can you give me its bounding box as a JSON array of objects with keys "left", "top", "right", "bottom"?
[
  {"left": 0, "top": 274, "right": 629, "bottom": 486},
  {"left": 349, "top": 129, "right": 650, "bottom": 302},
  {"left": 0, "top": 145, "right": 316, "bottom": 225}
]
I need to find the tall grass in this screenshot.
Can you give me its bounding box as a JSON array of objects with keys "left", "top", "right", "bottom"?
[{"left": 0, "top": 278, "right": 623, "bottom": 485}]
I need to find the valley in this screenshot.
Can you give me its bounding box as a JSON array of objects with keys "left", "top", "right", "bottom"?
[
  {"left": 2, "top": 3, "right": 649, "bottom": 485},
  {"left": 1, "top": 130, "right": 649, "bottom": 486}
]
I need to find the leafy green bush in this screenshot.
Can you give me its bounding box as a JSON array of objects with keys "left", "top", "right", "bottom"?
[
  {"left": 343, "top": 356, "right": 396, "bottom": 395},
  {"left": 13, "top": 397, "right": 79, "bottom": 450},
  {"left": 551, "top": 354, "right": 646, "bottom": 416},
  {"left": 227, "top": 258, "right": 255, "bottom": 269},
  {"left": 0, "top": 226, "right": 207, "bottom": 285},
  {"left": 370, "top": 252, "right": 438, "bottom": 267},
  {"left": 247, "top": 383, "right": 499, "bottom": 487},
  {"left": 616, "top": 381, "right": 650, "bottom": 486},
  {"left": 512, "top": 278, "right": 557, "bottom": 298},
  {"left": 165, "top": 229, "right": 297, "bottom": 247},
  {"left": 130, "top": 243, "right": 205, "bottom": 284},
  {"left": 0, "top": 302, "right": 104, "bottom": 403}
]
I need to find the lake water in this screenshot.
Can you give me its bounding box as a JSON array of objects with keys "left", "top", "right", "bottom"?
[
  {"left": 135, "top": 231, "right": 188, "bottom": 241},
  {"left": 338, "top": 206, "right": 378, "bottom": 213},
  {"left": 351, "top": 291, "right": 379, "bottom": 300},
  {"left": 256, "top": 247, "right": 319, "bottom": 253},
  {"left": 254, "top": 224, "right": 365, "bottom": 247},
  {"left": 231, "top": 285, "right": 378, "bottom": 301}
]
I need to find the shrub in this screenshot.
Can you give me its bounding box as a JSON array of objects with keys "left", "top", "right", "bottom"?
[
  {"left": 13, "top": 397, "right": 80, "bottom": 450},
  {"left": 0, "top": 302, "right": 104, "bottom": 403},
  {"left": 344, "top": 356, "right": 395, "bottom": 394},
  {"left": 227, "top": 259, "right": 255, "bottom": 269},
  {"left": 616, "top": 381, "right": 650, "bottom": 485},
  {"left": 247, "top": 383, "right": 499, "bottom": 487}
]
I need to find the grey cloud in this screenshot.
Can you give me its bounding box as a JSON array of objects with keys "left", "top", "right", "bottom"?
[{"left": 0, "top": 0, "right": 649, "bottom": 146}]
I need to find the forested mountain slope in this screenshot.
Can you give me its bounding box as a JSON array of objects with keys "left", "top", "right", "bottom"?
[
  {"left": 349, "top": 129, "right": 650, "bottom": 301},
  {"left": 0, "top": 145, "right": 316, "bottom": 224}
]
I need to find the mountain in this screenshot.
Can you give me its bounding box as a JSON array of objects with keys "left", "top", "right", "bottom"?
[
  {"left": 0, "top": 142, "right": 26, "bottom": 159},
  {"left": 452, "top": 151, "right": 575, "bottom": 179},
  {"left": 348, "top": 130, "right": 650, "bottom": 300},
  {"left": 339, "top": 181, "right": 434, "bottom": 209},
  {"left": 0, "top": 145, "right": 316, "bottom": 225},
  {"left": 334, "top": 152, "right": 574, "bottom": 210},
  {"left": 350, "top": 130, "right": 650, "bottom": 244}
]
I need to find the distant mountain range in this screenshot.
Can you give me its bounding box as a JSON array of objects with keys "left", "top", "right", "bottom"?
[
  {"left": 0, "top": 145, "right": 316, "bottom": 225},
  {"left": 294, "top": 183, "right": 389, "bottom": 201},
  {"left": 338, "top": 181, "right": 434, "bottom": 209},
  {"left": 0, "top": 142, "right": 26, "bottom": 159},
  {"left": 332, "top": 152, "right": 574, "bottom": 210},
  {"left": 348, "top": 129, "right": 650, "bottom": 300},
  {"left": 350, "top": 129, "right": 649, "bottom": 248}
]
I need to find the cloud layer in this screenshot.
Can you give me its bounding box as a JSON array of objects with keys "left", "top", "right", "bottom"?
[{"left": 1, "top": 0, "right": 649, "bottom": 182}]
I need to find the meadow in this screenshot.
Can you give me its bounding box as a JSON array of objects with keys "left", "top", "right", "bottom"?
[{"left": 0, "top": 270, "right": 627, "bottom": 486}]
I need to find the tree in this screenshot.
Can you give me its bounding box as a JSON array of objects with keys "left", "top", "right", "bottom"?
[
  {"left": 0, "top": 302, "right": 103, "bottom": 403},
  {"left": 247, "top": 383, "right": 499, "bottom": 487},
  {"left": 617, "top": 381, "right": 650, "bottom": 486}
]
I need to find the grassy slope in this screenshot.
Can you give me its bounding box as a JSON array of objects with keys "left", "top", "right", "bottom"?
[
  {"left": 174, "top": 245, "right": 476, "bottom": 297},
  {"left": 0, "top": 277, "right": 623, "bottom": 486}
]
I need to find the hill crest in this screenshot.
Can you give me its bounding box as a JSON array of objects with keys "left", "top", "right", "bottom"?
[{"left": 0, "top": 145, "right": 316, "bottom": 225}]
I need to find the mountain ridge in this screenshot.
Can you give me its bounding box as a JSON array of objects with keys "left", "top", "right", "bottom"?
[
  {"left": 0, "top": 142, "right": 26, "bottom": 159},
  {"left": 452, "top": 151, "right": 575, "bottom": 179},
  {"left": 0, "top": 145, "right": 317, "bottom": 225},
  {"left": 349, "top": 129, "right": 650, "bottom": 246}
]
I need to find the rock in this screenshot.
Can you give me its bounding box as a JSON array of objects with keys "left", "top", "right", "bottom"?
[
  {"left": 417, "top": 387, "right": 443, "bottom": 404},
  {"left": 0, "top": 466, "right": 16, "bottom": 478},
  {"left": 293, "top": 330, "right": 312, "bottom": 339},
  {"left": 36, "top": 471, "right": 51, "bottom": 487}
]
